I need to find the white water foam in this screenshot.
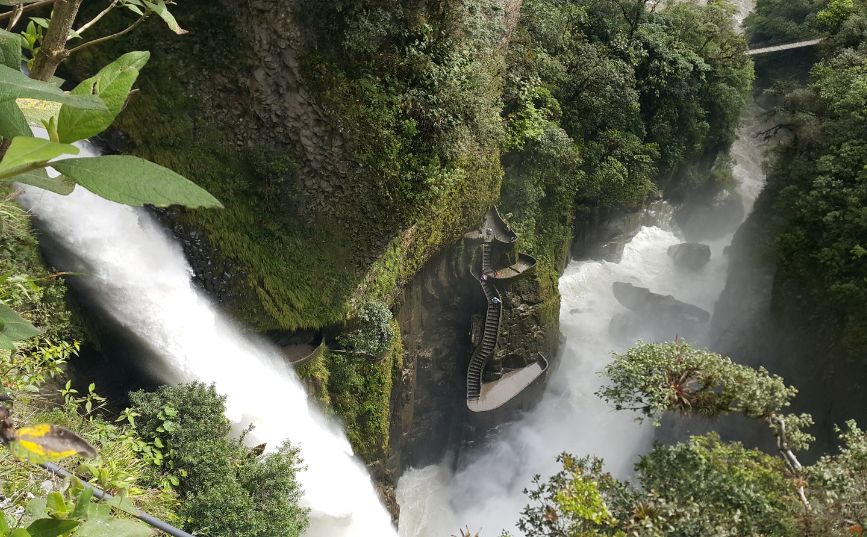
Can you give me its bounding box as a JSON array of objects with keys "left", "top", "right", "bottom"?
[
  {"left": 18, "top": 139, "right": 397, "bottom": 537},
  {"left": 397, "top": 102, "right": 769, "bottom": 536}
]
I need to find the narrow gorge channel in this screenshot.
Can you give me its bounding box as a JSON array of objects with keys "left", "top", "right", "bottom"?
[{"left": 396, "top": 96, "right": 771, "bottom": 536}]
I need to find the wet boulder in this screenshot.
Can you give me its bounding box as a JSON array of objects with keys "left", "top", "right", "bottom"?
[
  {"left": 610, "top": 282, "right": 711, "bottom": 342},
  {"left": 668, "top": 243, "right": 711, "bottom": 271},
  {"left": 612, "top": 282, "right": 710, "bottom": 323}
]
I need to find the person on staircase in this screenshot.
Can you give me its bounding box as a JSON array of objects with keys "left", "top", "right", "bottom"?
[{"left": 492, "top": 297, "right": 501, "bottom": 305}]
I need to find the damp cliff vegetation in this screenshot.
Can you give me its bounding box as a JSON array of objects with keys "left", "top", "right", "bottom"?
[
  {"left": 61, "top": 0, "right": 506, "bottom": 334},
  {"left": 297, "top": 320, "right": 403, "bottom": 462}
]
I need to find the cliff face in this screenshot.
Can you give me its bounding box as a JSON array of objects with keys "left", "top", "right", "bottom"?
[{"left": 388, "top": 228, "right": 560, "bottom": 474}]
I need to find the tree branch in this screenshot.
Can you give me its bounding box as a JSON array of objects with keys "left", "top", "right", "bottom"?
[
  {"left": 67, "top": 12, "right": 147, "bottom": 54},
  {"left": 69, "top": 0, "right": 118, "bottom": 39},
  {"left": 5, "top": 4, "right": 22, "bottom": 31},
  {"left": 771, "top": 415, "right": 810, "bottom": 509},
  {"left": 0, "top": 0, "right": 60, "bottom": 22}
]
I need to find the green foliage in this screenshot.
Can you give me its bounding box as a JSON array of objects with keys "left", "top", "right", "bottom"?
[
  {"left": 338, "top": 300, "right": 397, "bottom": 357},
  {"left": 0, "top": 51, "right": 221, "bottom": 209},
  {"left": 517, "top": 345, "right": 816, "bottom": 537},
  {"left": 744, "top": 0, "right": 824, "bottom": 45},
  {"left": 800, "top": 421, "right": 867, "bottom": 535},
  {"left": 517, "top": 454, "right": 632, "bottom": 537},
  {"left": 57, "top": 51, "right": 150, "bottom": 143},
  {"left": 297, "top": 0, "right": 504, "bottom": 227},
  {"left": 597, "top": 341, "right": 816, "bottom": 448},
  {"left": 503, "top": 83, "right": 562, "bottom": 151},
  {"left": 0, "top": 189, "right": 78, "bottom": 346},
  {"left": 127, "top": 382, "right": 309, "bottom": 537},
  {"left": 635, "top": 434, "right": 797, "bottom": 536},
  {"left": 516, "top": 439, "right": 797, "bottom": 537},
  {"left": 758, "top": 16, "right": 867, "bottom": 363},
  {"left": 0, "top": 488, "right": 150, "bottom": 537}
]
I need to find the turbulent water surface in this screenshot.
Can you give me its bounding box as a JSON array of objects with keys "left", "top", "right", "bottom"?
[
  {"left": 19, "top": 139, "right": 397, "bottom": 537},
  {"left": 396, "top": 102, "right": 769, "bottom": 536}
]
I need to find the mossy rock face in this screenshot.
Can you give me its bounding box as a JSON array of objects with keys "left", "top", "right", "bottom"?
[{"left": 64, "top": 0, "right": 507, "bottom": 334}]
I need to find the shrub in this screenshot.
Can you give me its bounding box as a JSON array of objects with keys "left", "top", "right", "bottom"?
[{"left": 128, "top": 382, "right": 308, "bottom": 537}]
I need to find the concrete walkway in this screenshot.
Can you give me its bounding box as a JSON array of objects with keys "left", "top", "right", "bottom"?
[{"left": 468, "top": 355, "right": 548, "bottom": 412}]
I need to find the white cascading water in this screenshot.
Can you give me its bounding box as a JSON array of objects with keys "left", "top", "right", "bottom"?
[
  {"left": 17, "top": 137, "right": 398, "bottom": 537},
  {"left": 396, "top": 102, "right": 770, "bottom": 535}
]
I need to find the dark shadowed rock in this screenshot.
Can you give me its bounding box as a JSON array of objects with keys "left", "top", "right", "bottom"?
[
  {"left": 668, "top": 242, "right": 711, "bottom": 270},
  {"left": 612, "top": 282, "right": 710, "bottom": 323}
]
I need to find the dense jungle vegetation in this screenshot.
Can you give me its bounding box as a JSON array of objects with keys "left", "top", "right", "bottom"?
[
  {"left": 499, "top": 0, "right": 753, "bottom": 272},
  {"left": 511, "top": 341, "right": 867, "bottom": 537}
]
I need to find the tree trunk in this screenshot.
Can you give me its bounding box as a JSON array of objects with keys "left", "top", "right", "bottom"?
[{"left": 29, "top": 0, "right": 84, "bottom": 82}]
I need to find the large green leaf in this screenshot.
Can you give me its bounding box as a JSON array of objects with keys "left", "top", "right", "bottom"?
[
  {"left": 73, "top": 519, "right": 150, "bottom": 537},
  {"left": 52, "top": 156, "right": 223, "bottom": 208},
  {"left": 0, "top": 511, "right": 9, "bottom": 537},
  {"left": 8, "top": 168, "right": 75, "bottom": 195},
  {"left": 70, "top": 488, "right": 94, "bottom": 519},
  {"left": 142, "top": 0, "right": 187, "bottom": 34},
  {"left": 0, "top": 100, "right": 32, "bottom": 139},
  {"left": 0, "top": 303, "right": 39, "bottom": 340},
  {"left": 105, "top": 496, "right": 139, "bottom": 517},
  {"left": 25, "top": 519, "right": 79, "bottom": 537},
  {"left": 57, "top": 52, "right": 150, "bottom": 143},
  {"left": 9, "top": 529, "right": 29, "bottom": 537},
  {"left": 0, "top": 66, "right": 107, "bottom": 110},
  {"left": 0, "top": 29, "right": 21, "bottom": 70},
  {"left": 85, "top": 504, "right": 109, "bottom": 523},
  {"left": 0, "top": 137, "right": 79, "bottom": 175}
]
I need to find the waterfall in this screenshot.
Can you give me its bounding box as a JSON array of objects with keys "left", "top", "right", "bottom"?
[
  {"left": 17, "top": 138, "right": 397, "bottom": 537},
  {"left": 396, "top": 103, "right": 770, "bottom": 536}
]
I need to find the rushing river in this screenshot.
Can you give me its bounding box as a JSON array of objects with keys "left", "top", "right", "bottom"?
[
  {"left": 396, "top": 101, "right": 770, "bottom": 536},
  {"left": 18, "top": 138, "right": 397, "bottom": 537}
]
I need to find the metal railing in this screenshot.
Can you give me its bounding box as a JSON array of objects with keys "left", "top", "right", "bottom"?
[{"left": 39, "top": 462, "right": 194, "bottom": 537}]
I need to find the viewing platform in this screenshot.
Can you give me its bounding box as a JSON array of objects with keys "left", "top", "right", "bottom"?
[
  {"left": 463, "top": 206, "right": 518, "bottom": 245},
  {"left": 468, "top": 354, "right": 549, "bottom": 412},
  {"left": 486, "top": 253, "right": 537, "bottom": 281},
  {"left": 284, "top": 341, "right": 325, "bottom": 368}
]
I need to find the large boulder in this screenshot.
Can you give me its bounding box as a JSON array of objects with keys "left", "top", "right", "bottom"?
[
  {"left": 612, "top": 282, "right": 710, "bottom": 324},
  {"left": 668, "top": 242, "right": 711, "bottom": 271}
]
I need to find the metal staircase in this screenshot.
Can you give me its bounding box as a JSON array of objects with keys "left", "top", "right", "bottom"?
[{"left": 467, "top": 241, "right": 501, "bottom": 401}]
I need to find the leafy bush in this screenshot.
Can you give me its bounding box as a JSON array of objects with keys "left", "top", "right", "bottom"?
[
  {"left": 338, "top": 300, "right": 397, "bottom": 357},
  {"left": 128, "top": 383, "right": 308, "bottom": 537},
  {"left": 515, "top": 437, "right": 796, "bottom": 537}
]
